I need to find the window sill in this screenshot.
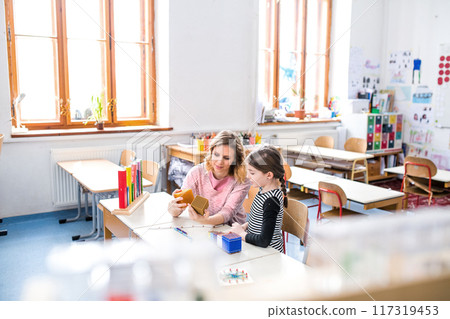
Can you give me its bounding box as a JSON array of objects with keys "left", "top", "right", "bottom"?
[
  {"left": 258, "top": 118, "right": 341, "bottom": 126},
  {"left": 11, "top": 125, "right": 173, "bottom": 138}
]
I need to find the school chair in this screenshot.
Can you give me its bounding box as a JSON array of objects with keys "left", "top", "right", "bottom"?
[
  {"left": 142, "top": 160, "right": 161, "bottom": 192},
  {"left": 120, "top": 149, "right": 136, "bottom": 167},
  {"left": 0, "top": 134, "right": 7, "bottom": 236},
  {"left": 243, "top": 186, "right": 259, "bottom": 214},
  {"left": 400, "top": 156, "right": 449, "bottom": 208},
  {"left": 314, "top": 135, "right": 334, "bottom": 149},
  {"left": 282, "top": 199, "right": 309, "bottom": 255},
  {"left": 316, "top": 181, "right": 364, "bottom": 221},
  {"left": 285, "top": 162, "right": 317, "bottom": 203},
  {"left": 325, "top": 137, "right": 369, "bottom": 183}
]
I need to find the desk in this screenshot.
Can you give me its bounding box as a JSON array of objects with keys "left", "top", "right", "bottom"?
[
  {"left": 165, "top": 144, "right": 265, "bottom": 193},
  {"left": 58, "top": 159, "right": 152, "bottom": 240},
  {"left": 303, "top": 178, "right": 404, "bottom": 211},
  {"left": 286, "top": 145, "right": 374, "bottom": 183},
  {"left": 385, "top": 165, "right": 450, "bottom": 188}
]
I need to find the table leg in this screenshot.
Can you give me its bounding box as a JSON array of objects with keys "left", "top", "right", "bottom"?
[
  {"left": 59, "top": 183, "right": 83, "bottom": 224},
  {"left": 103, "top": 210, "right": 113, "bottom": 240},
  {"left": 72, "top": 192, "right": 97, "bottom": 241}
]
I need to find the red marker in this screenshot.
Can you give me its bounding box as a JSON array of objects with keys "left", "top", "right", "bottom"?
[
  {"left": 445, "top": 77, "right": 449, "bottom": 82},
  {"left": 438, "top": 77, "right": 443, "bottom": 85},
  {"left": 440, "top": 70, "right": 444, "bottom": 75},
  {"left": 439, "top": 63, "right": 444, "bottom": 68},
  {"left": 447, "top": 56, "right": 450, "bottom": 61},
  {"left": 440, "top": 56, "right": 445, "bottom": 61},
  {"left": 446, "top": 63, "right": 450, "bottom": 68}
]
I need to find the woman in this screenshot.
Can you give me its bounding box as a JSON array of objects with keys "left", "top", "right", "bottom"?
[{"left": 168, "top": 130, "right": 251, "bottom": 226}]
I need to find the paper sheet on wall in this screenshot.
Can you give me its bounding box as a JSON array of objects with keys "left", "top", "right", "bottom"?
[
  {"left": 435, "top": 43, "right": 450, "bottom": 128},
  {"left": 386, "top": 85, "right": 411, "bottom": 102},
  {"left": 408, "top": 104, "right": 434, "bottom": 127},
  {"left": 408, "top": 127, "right": 434, "bottom": 145},
  {"left": 388, "top": 50, "right": 412, "bottom": 84},
  {"left": 348, "top": 47, "right": 364, "bottom": 98}
]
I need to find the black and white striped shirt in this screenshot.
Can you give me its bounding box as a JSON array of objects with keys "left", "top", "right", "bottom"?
[{"left": 246, "top": 188, "right": 284, "bottom": 253}]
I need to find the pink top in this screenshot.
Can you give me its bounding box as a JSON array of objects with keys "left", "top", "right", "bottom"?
[{"left": 182, "top": 163, "right": 251, "bottom": 225}]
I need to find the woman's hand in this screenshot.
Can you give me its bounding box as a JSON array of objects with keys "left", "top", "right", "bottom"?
[
  {"left": 230, "top": 222, "right": 247, "bottom": 240},
  {"left": 168, "top": 189, "right": 187, "bottom": 217},
  {"left": 187, "top": 205, "right": 211, "bottom": 224}
]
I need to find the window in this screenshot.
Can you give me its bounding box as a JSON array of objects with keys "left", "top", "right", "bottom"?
[
  {"left": 5, "top": 0, "right": 156, "bottom": 130},
  {"left": 258, "top": 0, "right": 332, "bottom": 113}
]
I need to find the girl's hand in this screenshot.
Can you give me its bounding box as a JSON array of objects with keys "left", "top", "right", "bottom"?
[
  {"left": 242, "top": 222, "right": 248, "bottom": 231},
  {"left": 230, "top": 222, "right": 247, "bottom": 240},
  {"left": 187, "top": 205, "right": 211, "bottom": 224},
  {"left": 168, "top": 189, "right": 187, "bottom": 217}
]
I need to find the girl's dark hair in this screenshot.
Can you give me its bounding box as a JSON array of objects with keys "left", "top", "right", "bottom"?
[{"left": 247, "top": 145, "right": 288, "bottom": 207}]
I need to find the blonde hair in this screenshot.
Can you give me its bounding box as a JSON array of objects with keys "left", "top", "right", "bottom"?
[{"left": 204, "top": 130, "right": 247, "bottom": 184}]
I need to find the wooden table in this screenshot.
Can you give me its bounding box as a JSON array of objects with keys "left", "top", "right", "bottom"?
[
  {"left": 58, "top": 159, "right": 152, "bottom": 240},
  {"left": 285, "top": 145, "right": 374, "bottom": 183},
  {"left": 385, "top": 165, "right": 450, "bottom": 188},
  {"left": 303, "top": 178, "right": 404, "bottom": 211}
]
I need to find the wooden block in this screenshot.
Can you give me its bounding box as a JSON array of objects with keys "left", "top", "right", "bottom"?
[
  {"left": 173, "top": 188, "right": 194, "bottom": 204},
  {"left": 191, "top": 196, "right": 209, "bottom": 215},
  {"left": 112, "top": 192, "right": 150, "bottom": 216}
]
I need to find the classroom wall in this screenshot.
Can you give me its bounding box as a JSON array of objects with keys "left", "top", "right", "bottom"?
[
  {"left": 381, "top": 0, "right": 450, "bottom": 169},
  {"left": 0, "top": 0, "right": 340, "bottom": 218}
]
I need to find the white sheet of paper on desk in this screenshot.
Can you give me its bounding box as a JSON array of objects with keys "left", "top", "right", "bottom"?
[{"left": 177, "top": 143, "right": 195, "bottom": 148}]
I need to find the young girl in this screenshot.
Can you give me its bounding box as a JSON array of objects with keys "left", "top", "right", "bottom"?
[{"left": 230, "top": 145, "right": 287, "bottom": 253}]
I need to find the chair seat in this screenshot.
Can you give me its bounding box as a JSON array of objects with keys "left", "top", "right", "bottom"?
[
  {"left": 404, "top": 186, "right": 449, "bottom": 198},
  {"left": 287, "top": 188, "right": 316, "bottom": 201},
  {"left": 319, "top": 207, "right": 366, "bottom": 219},
  {"left": 407, "top": 176, "right": 447, "bottom": 193}
]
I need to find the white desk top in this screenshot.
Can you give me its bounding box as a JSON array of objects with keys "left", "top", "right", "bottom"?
[
  {"left": 100, "top": 192, "right": 173, "bottom": 230},
  {"left": 134, "top": 223, "right": 280, "bottom": 267},
  {"left": 385, "top": 166, "right": 450, "bottom": 183},
  {"left": 209, "top": 253, "right": 313, "bottom": 300},
  {"left": 303, "top": 178, "right": 404, "bottom": 205},
  {"left": 288, "top": 166, "right": 338, "bottom": 186},
  {"left": 286, "top": 145, "right": 373, "bottom": 161},
  {"left": 61, "top": 159, "right": 152, "bottom": 193}
]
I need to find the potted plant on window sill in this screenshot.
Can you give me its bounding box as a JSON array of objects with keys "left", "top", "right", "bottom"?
[
  {"left": 84, "top": 94, "right": 105, "bottom": 130},
  {"left": 291, "top": 88, "right": 306, "bottom": 120}
]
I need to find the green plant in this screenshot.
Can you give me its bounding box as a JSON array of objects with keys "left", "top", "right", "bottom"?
[
  {"left": 291, "top": 87, "right": 306, "bottom": 110},
  {"left": 84, "top": 93, "right": 105, "bottom": 125}
]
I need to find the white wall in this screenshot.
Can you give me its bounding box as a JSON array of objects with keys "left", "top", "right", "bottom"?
[
  {"left": 381, "top": 0, "right": 450, "bottom": 167},
  {"left": 0, "top": 0, "right": 339, "bottom": 218}
]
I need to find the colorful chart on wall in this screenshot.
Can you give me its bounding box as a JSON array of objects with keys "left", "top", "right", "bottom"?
[{"left": 435, "top": 43, "right": 450, "bottom": 128}]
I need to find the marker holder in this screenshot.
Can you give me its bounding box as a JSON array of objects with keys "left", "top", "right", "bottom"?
[{"left": 112, "top": 191, "right": 150, "bottom": 216}]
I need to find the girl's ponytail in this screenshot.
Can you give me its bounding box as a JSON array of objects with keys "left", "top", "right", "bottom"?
[{"left": 279, "top": 176, "right": 288, "bottom": 208}]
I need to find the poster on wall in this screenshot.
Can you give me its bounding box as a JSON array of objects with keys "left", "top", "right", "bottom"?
[
  {"left": 388, "top": 50, "right": 412, "bottom": 84},
  {"left": 435, "top": 43, "right": 450, "bottom": 128},
  {"left": 408, "top": 104, "right": 434, "bottom": 127},
  {"left": 408, "top": 127, "right": 434, "bottom": 145},
  {"left": 348, "top": 47, "right": 380, "bottom": 98}
]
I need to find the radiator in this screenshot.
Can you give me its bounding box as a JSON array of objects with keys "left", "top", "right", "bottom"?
[{"left": 50, "top": 145, "right": 124, "bottom": 206}]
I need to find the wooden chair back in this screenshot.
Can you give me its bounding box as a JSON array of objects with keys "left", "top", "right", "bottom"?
[
  {"left": 318, "top": 181, "right": 347, "bottom": 207},
  {"left": 404, "top": 156, "right": 437, "bottom": 178},
  {"left": 0, "top": 134, "right": 3, "bottom": 155},
  {"left": 120, "top": 149, "right": 136, "bottom": 166},
  {"left": 283, "top": 161, "right": 292, "bottom": 180},
  {"left": 142, "top": 160, "right": 160, "bottom": 185},
  {"left": 315, "top": 136, "right": 334, "bottom": 149},
  {"left": 282, "top": 199, "right": 309, "bottom": 245},
  {"left": 344, "top": 137, "right": 367, "bottom": 153},
  {"left": 243, "top": 186, "right": 259, "bottom": 214}
]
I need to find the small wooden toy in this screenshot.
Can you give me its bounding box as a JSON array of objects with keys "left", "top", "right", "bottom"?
[
  {"left": 191, "top": 196, "right": 209, "bottom": 215},
  {"left": 173, "top": 188, "right": 194, "bottom": 205}
]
